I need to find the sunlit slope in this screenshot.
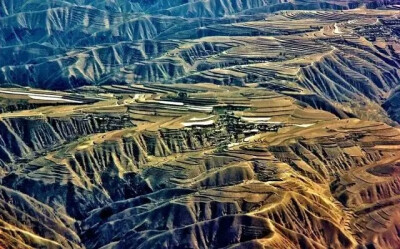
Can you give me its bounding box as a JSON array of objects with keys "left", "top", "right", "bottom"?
[
  {"left": 0, "top": 2, "right": 396, "bottom": 90},
  {"left": 0, "top": 85, "right": 399, "bottom": 248},
  {"left": 0, "top": 5, "right": 398, "bottom": 124},
  {"left": 0, "top": 1, "right": 400, "bottom": 249}
]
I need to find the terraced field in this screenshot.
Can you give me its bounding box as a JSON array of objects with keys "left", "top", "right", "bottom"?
[{"left": 1, "top": 1, "right": 400, "bottom": 249}]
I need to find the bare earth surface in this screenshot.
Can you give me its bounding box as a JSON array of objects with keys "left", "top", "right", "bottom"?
[{"left": 0, "top": 1, "right": 400, "bottom": 249}]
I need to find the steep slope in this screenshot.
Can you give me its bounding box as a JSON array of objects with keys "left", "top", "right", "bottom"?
[
  {"left": 0, "top": 1, "right": 396, "bottom": 90},
  {"left": 0, "top": 85, "right": 398, "bottom": 248},
  {"left": 0, "top": 4, "right": 398, "bottom": 126},
  {"left": 1, "top": 1, "right": 400, "bottom": 249}
]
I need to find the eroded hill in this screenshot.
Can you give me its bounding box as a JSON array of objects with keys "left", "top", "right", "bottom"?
[
  {"left": 0, "top": 84, "right": 398, "bottom": 248},
  {"left": 0, "top": 1, "right": 400, "bottom": 249}
]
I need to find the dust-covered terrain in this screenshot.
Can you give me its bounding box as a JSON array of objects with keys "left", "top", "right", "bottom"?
[{"left": 0, "top": 1, "right": 400, "bottom": 249}]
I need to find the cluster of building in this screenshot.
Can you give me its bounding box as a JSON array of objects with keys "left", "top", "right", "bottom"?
[
  {"left": 219, "top": 112, "right": 283, "bottom": 134},
  {"left": 356, "top": 21, "right": 396, "bottom": 41},
  {"left": 81, "top": 113, "right": 134, "bottom": 132},
  {"left": 182, "top": 111, "right": 283, "bottom": 140}
]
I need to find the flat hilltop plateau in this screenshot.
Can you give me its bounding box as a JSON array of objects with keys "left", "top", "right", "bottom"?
[{"left": 0, "top": 1, "right": 400, "bottom": 249}]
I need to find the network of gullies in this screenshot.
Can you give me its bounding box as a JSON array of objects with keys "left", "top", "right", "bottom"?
[{"left": 0, "top": 1, "right": 399, "bottom": 249}]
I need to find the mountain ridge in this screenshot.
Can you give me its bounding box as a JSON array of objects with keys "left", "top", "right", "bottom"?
[{"left": 0, "top": 1, "right": 400, "bottom": 249}]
